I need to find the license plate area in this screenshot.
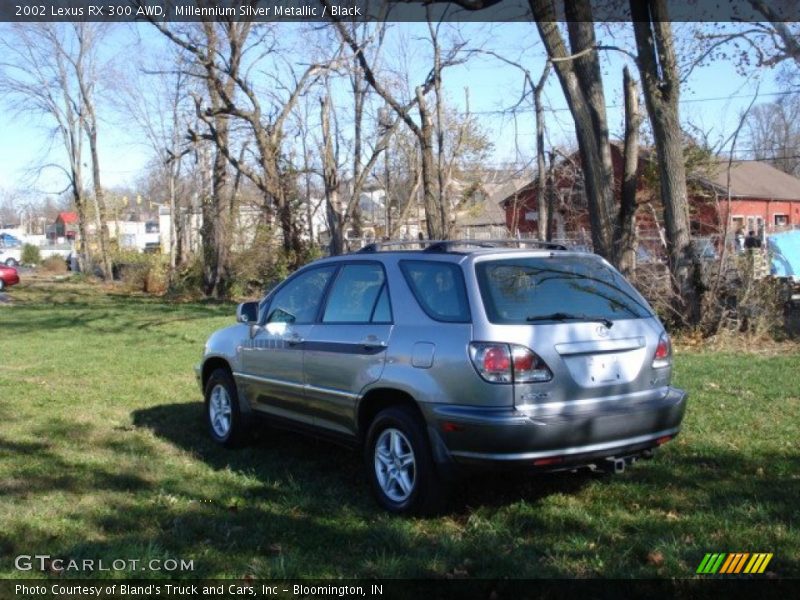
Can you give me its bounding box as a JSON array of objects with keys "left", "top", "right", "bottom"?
[{"left": 586, "top": 355, "right": 621, "bottom": 383}]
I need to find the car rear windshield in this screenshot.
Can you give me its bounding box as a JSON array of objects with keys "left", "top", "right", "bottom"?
[{"left": 475, "top": 256, "right": 653, "bottom": 324}]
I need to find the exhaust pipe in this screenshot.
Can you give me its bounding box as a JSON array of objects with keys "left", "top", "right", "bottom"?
[
  {"left": 606, "top": 456, "right": 637, "bottom": 474},
  {"left": 612, "top": 458, "right": 626, "bottom": 474}
]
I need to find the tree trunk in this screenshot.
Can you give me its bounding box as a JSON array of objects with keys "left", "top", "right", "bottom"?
[
  {"left": 321, "top": 95, "right": 344, "bottom": 256},
  {"left": 630, "top": 0, "right": 700, "bottom": 324},
  {"left": 616, "top": 66, "right": 640, "bottom": 277},
  {"left": 168, "top": 165, "right": 177, "bottom": 275},
  {"left": 534, "top": 63, "right": 551, "bottom": 241},
  {"left": 531, "top": 0, "right": 616, "bottom": 260},
  {"left": 202, "top": 143, "right": 231, "bottom": 298},
  {"left": 85, "top": 122, "right": 113, "bottom": 280},
  {"left": 416, "top": 86, "right": 444, "bottom": 240}
]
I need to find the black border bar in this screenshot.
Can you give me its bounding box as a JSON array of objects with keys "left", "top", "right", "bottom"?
[{"left": 2, "top": 1, "right": 799, "bottom": 23}]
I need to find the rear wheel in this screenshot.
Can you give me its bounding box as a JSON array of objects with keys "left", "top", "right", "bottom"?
[
  {"left": 4, "top": 258, "right": 17, "bottom": 267},
  {"left": 0, "top": 279, "right": 4, "bottom": 291},
  {"left": 365, "top": 406, "right": 447, "bottom": 515},
  {"left": 204, "top": 368, "right": 249, "bottom": 447}
]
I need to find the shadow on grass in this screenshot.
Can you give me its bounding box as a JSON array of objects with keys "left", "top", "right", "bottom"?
[
  {"left": 5, "top": 400, "right": 797, "bottom": 578},
  {"left": 131, "top": 402, "right": 604, "bottom": 513},
  {"left": 127, "top": 402, "right": 800, "bottom": 577}
]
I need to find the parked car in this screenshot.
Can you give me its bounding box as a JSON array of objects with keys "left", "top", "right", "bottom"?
[
  {"left": 0, "top": 233, "right": 22, "bottom": 247},
  {"left": 0, "top": 264, "right": 20, "bottom": 290},
  {"left": 196, "top": 240, "right": 688, "bottom": 514},
  {"left": 0, "top": 246, "right": 21, "bottom": 267}
]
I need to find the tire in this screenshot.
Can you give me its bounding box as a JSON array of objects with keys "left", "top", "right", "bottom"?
[
  {"left": 4, "top": 258, "right": 17, "bottom": 267},
  {"left": 204, "top": 368, "right": 249, "bottom": 448},
  {"left": 0, "top": 279, "right": 4, "bottom": 291},
  {"left": 365, "top": 406, "right": 447, "bottom": 515}
]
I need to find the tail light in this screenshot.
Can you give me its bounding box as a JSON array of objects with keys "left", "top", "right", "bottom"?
[
  {"left": 469, "top": 343, "right": 552, "bottom": 384},
  {"left": 652, "top": 333, "right": 672, "bottom": 369}
]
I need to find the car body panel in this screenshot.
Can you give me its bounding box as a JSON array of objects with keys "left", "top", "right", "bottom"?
[
  {"left": 423, "top": 386, "right": 686, "bottom": 462},
  {"left": 240, "top": 321, "right": 315, "bottom": 424},
  {"left": 303, "top": 322, "right": 393, "bottom": 434}
]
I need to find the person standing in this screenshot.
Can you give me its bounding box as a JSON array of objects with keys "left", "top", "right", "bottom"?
[{"left": 744, "top": 230, "right": 761, "bottom": 250}]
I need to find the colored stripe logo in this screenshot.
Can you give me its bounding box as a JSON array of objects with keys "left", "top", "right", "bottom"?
[{"left": 696, "top": 553, "right": 773, "bottom": 574}]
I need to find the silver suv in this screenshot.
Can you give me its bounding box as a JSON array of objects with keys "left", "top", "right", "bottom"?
[{"left": 196, "top": 240, "right": 687, "bottom": 514}]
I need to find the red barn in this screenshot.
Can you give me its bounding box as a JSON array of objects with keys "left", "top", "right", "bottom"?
[
  {"left": 53, "top": 212, "right": 79, "bottom": 240},
  {"left": 500, "top": 145, "right": 658, "bottom": 242},
  {"left": 691, "top": 160, "right": 800, "bottom": 236},
  {"left": 500, "top": 146, "right": 800, "bottom": 244}
]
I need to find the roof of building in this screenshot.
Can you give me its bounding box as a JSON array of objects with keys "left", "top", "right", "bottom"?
[
  {"left": 459, "top": 178, "right": 531, "bottom": 226},
  {"left": 57, "top": 211, "right": 79, "bottom": 224},
  {"left": 694, "top": 160, "right": 800, "bottom": 201}
]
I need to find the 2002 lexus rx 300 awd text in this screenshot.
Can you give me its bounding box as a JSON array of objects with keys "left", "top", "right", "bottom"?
[{"left": 196, "top": 240, "right": 687, "bottom": 514}]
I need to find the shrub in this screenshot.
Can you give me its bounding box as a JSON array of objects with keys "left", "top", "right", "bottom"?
[
  {"left": 21, "top": 244, "right": 41, "bottom": 266},
  {"left": 168, "top": 254, "right": 204, "bottom": 299},
  {"left": 228, "top": 226, "right": 295, "bottom": 298},
  {"left": 169, "top": 233, "right": 325, "bottom": 299},
  {"left": 40, "top": 255, "right": 67, "bottom": 274},
  {"left": 112, "top": 249, "right": 168, "bottom": 294}
]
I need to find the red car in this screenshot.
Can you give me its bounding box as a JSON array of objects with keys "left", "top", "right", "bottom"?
[{"left": 0, "top": 264, "right": 19, "bottom": 291}]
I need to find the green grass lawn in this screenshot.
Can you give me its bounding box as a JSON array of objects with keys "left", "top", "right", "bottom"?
[{"left": 0, "top": 277, "right": 798, "bottom": 579}]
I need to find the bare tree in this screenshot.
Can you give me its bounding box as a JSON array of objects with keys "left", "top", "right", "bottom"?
[
  {"left": 317, "top": 22, "right": 403, "bottom": 254},
  {"left": 0, "top": 24, "right": 94, "bottom": 271},
  {"left": 328, "top": 7, "right": 470, "bottom": 240},
  {"left": 151, "top": 21, "right": 334, "bottom": 273},
  {"left": 745, "top": 96, "right": 800, "bottom": 177},
  {"left": 531, "top": 1, "right": 617, "bottom": 259},
  {"left": 630, "top": 0, "right": 699, "bottom": 324},
  {"left": 68, "top": 24, "right": 114, "bottom": 280},
  {"left": 115, "top": 49, "right": 195, "bottom": 276},
  {"left": 617, "top": 65, "right": 640, "bottom": 277}
]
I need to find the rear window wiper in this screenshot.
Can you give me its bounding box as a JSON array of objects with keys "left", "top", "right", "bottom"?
[{"left": 526, "top": 312, "right": 613, "bottom": 328}]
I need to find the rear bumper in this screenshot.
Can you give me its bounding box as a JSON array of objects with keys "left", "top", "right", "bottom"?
[{"left": 425, "top": 386, "right": 687, "bottom": 468}]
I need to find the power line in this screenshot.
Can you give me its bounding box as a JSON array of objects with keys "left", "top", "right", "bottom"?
[{"left": 467, "top": 89, "right": 800, "bottom": 117}]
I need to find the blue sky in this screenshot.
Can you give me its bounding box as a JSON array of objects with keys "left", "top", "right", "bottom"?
[{"left": 0, "top": 21, "right": 785, "bottom": 202}]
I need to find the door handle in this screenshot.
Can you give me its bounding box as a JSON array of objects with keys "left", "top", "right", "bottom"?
[
  {"left": 286, "top": 333, "right": 303, "bottom": 346},
  {"left": 360, "top": 335, "right": 386, "bottom": 348}
]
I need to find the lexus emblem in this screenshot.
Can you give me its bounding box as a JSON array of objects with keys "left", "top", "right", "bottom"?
[{"left": 596, "top": 325, "right": 610, "bottom": 337}]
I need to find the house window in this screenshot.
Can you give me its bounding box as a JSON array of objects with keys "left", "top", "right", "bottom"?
[
  {"left": 730, "top": 216, "right": 744, "bottom": 231},
  {"left": 774, "top": 214, "right": 788, "bottom": 227}
]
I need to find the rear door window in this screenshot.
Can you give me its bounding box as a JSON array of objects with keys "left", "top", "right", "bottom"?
[
  {"left": 399, "top": 260, "right": 470, "bottom": 322},
  {"left": 475, "top": 256, "right": 653, "bottom": 324},
  {"left": 322, "top": 263, "right": 390, "bottom": 323}
]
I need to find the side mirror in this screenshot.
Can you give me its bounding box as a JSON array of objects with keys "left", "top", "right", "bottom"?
[{"left": 236, "top": 301, "right": 259, "bottom": 324}]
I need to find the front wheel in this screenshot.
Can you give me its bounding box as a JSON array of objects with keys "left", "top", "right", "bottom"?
[
  {"left": 204, "top": 368, "right": 249, "bottom": 447},
  {"left": 4, "top": 258, "right": 17, "bottom": 267},
  {"left": 0, "top": 279, "right": 4, "bottom": 291},
  {"left": 365, "top": 406, "right": 447, "bottom": 515}
]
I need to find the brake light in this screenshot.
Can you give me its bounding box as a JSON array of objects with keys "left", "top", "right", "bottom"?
[
  {"left": 469, "top": 343, "right": 552, "bottom": 384},
  {"left": 484, "top": 345, "right": 511, "bottom": 373},
  {"left": 511, "top": 345, "right": 553, "bottom": 383},
  {"left": 652, "top": 333, "right": 672, "bottom": 368}
]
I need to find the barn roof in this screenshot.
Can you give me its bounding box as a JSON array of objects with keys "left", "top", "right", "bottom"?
[
  {"left": 697, "top": 160, "right": 800, "bottom": 201},
  {"left": 57, "top": 211, "right": 79, "bottom": 224}
]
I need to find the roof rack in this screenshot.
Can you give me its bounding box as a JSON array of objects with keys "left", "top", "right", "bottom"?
[{"left": 355, "top": 239, "right": 568, "bottom": 254}]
